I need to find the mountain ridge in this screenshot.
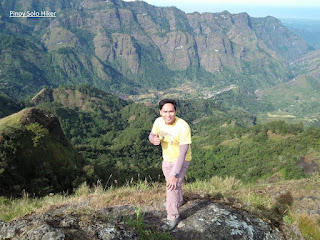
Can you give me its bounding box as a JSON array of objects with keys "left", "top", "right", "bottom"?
[{"left": 0, "top": 0, "right": 311, "bottom": 99}]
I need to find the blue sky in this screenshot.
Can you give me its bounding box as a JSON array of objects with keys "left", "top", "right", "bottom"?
[{"left": 139, "top": 0, "right": 320, "bottom": 19}]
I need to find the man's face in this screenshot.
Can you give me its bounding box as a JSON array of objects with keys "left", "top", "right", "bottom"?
[{"left": 160, "top": 103, "right": 177, "bottom": 125}]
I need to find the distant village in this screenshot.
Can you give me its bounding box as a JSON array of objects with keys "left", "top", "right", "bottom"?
[{"left": 202, "top": 84, "right": 237, "bottom": 99}]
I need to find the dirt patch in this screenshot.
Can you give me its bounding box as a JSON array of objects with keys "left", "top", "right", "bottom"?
[{"left": 298, "top": 153, "right": 320, "bottom": 173}]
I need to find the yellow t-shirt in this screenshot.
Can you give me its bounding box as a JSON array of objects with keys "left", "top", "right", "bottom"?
[{"left": 151, "top": 116, "right": 192, "bottom": 163}]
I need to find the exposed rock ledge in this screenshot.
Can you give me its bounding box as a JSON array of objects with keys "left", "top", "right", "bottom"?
[
  {"left": 21, "top": 107, "right": 68, "bottom": 146},
  {"left": 0, "top": 199, "right": 284, "bottom": 240}
]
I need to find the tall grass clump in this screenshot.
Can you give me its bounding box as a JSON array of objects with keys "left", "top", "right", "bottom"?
[
  {"left": 295, "top": 213, "right": 320, "bottom": 240},
  {"left": 0, "top": 191, "right": 68, "bottom": 222},
  {"left": 74, "top": 182, "right": 92, "bottom": 197},
  {"left": 242, "top": 190, "right": 274, "bottom": 210},
  {"left": 186, "top": 175, "right": 242, "bottom": 197}
]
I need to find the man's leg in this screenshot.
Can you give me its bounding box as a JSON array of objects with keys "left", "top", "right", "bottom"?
[{"left": 162, "top": 160, "right": 190, "bottom": 221}]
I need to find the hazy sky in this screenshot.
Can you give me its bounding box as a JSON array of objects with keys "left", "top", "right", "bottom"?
[{"left": 141, "top": 0, "right": 320, "bottom": 19}]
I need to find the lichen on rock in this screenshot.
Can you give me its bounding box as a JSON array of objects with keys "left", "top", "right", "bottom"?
[{"left": 0, "top": 199, "right": 284, "bottom": 240}]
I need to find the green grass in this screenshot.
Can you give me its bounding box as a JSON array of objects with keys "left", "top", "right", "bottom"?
[
  {"left": 260, "top": 76, "right": 320, "bottom": 126},
  {"left": 0, "top": 192, "right": 68, "bottom": 222},
  {"left": 296, "top": 213, "right": 320, "bottom": 240},
  {"left": 186, "top": 176, "right": 242, "bottom": 196},
  {"left": 1, "top": 176, "right": 320, "bottom": 239},
  {"left": 0, "top": 109, "right": 25, "bottom": 131}
]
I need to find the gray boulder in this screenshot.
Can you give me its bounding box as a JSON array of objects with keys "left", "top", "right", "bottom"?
[
  {"left": 171, "top": 199, "right": 283, "bottom": 239},
  {"left": 0, "top": 199, "right": 284, "bottom": 240}
]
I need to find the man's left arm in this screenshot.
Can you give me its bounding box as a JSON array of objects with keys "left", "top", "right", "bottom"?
[
  {"left": 166, "top": 144, "right": 189, "bottom": 191},
  {"left": 173, "top": 144, "right": 189, "bottom": 175}
]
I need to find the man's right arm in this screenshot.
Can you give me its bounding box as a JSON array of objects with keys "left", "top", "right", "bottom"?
[{"left": 149, "top": 132, "right": 161, "bottom": 145}]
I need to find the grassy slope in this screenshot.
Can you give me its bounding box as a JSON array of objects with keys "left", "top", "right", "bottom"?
[
  {"left": 0, "top": 175, "right": 319, "bottom": 239},
  {"left": 260, "top": 76, "right": 320, "bottom": 124},
  {"left": 0, "top": 109, "right": 25, "bottom": 131},
  {"left": 258, "top": 49, "right": 320, "bottom": 126}
]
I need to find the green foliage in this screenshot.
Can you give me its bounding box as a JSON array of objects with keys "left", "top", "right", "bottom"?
[
  {"left": 0, "top": 33, "right": 58, "bottom": 99},
  {"left": 296, "top": 214, "right": 320, "bottom": 240},
  {"left": 283, "top": 215, "right": 293, "bottom": 224},
  {"left": 35, "top": 86, "right": 162, "bottom": 187},
  {"left": 125, "top": 206, "right": 146, "bottom": 234},
  {"left": 0, "top": 115, "right": 85, "bottom": 197},
  {"left": 0, "top": 94, "right": 25, "bottom": 118},
  {"left": 0, "top": 33, "right": 138, "bottom": 98},
  {"left": 306, "top": 76, "right": 320, "bottom": 90},
  {"left": 137, "top": 44, "right": 176, "bottom": 90},
  {"left": 25, "top": 122, "right": 49, "bottom": 147},
  {"left": 260, "top": 75, "right": 320, "bottom": 125},
  {"left": 189, "top": 120, "right": 314, "bottom": 182},
  {"left": 32, "top": 87, "right": 318, "bottom": 188},
  {"left": 215, "top": 87, "right": 275, "bottom": 114},
  {"left": 56, "top": 47, "right": 74, "bottom": 55},
  {"left": 0, "top": 34, "right": 31, "bottom": 49},
  {"left": 2, "top": 84, "right": 320, "bottom": 197}
]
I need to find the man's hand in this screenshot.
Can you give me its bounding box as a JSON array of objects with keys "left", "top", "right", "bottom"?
[
  {"left": 166, "top": 175, "right": 178, "bottom": 191},
  {"left": 152, "top": 134, "right": 161, "bottom": 145}
]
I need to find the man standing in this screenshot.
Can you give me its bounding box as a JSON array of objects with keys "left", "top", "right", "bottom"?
[{"left": 149, "top": 99, "right": 192, "bottom": 231}]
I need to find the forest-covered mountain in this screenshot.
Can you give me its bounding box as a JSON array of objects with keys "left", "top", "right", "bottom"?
[
  {"left": 0, "top": 107, "right": 84, "bottom": 196},
  {"left": 281, "top": 18, "right": 320, "bottom": 50},
  {"left": 257, "top": 48, "right": 320, "bottom": 125},
  {"left": 0, "top": 0, "right": 312, "bottom": 101},
  {"left": 0, "top": 93, "right": 24, "bottom": 118},
  {"left": 2, "top": 86, "right": 319, "bottom": 197}
]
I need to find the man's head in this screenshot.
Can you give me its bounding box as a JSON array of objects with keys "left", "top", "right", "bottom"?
[{"left": 159, "top": 99, "right": 177, "bottom": 125}]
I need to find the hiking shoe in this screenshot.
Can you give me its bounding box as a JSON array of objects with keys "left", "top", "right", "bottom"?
[
  {"left": 179, "top": 200, "right": 187, "bottom": 207},
  {"left": 160, "top": 218, "right": 180, "bottom": 231}
]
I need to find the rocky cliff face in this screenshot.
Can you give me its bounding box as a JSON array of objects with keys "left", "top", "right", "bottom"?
[
  {"left": 0, "top": 199, "right": 285, "bottom": 240},
  {"left": 251, "top": 17, "right": 311, "bottom": 63},
  {"left": 20, "top": 107, "right": 68, "bottom": 146},
  {"left": 0, "top": 0, "right": 311, "bottom": 97}
]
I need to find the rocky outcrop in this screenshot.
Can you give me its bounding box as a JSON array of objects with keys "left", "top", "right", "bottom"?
[
  {"left": 94, "top": 32, "right": 141, "bottom": 74},
  {"left": 30, "top": 88, "right": 54, "bottom": 106},
  {"left": 41, "top": 27, "right": 81, "bottom": 51},
  {"left": 151, "top": 31, "right": 198, "bottom": 71},
  {"left": 0, "top": 199, "right": 284, "bottom": 240},
  {"left": 21, "top": 107, "right": 68, "bottom": 146},
  {"left": 172, "top": 200, "right": 283, "bottom": 240}
]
